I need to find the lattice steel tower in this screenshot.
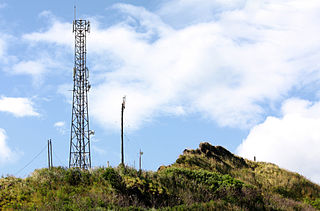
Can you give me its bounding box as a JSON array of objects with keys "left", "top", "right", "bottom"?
[{"left": 69, "top": 18, "right": 92, "bottom": 169}]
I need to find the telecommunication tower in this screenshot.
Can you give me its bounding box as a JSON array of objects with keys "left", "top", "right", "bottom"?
[{"left": 69, "top": 17, "right": 92, "bottom": 169}]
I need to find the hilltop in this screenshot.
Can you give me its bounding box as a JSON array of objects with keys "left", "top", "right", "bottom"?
[{"left": 0, "top": 142, "right": 319, "bottom": 210}]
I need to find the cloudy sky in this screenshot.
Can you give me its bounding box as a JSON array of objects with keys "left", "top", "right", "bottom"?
[{"left": 1, "top": 0, "right": 320, "bottom": 183}]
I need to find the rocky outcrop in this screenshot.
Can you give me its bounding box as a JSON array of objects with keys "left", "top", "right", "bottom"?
[{"left": 183, "top": 142, "right": 248, "bottom": 169}]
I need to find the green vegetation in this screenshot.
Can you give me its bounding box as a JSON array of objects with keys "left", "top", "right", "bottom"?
[{"left": 1, "top": 142, "right": 319, "bottom": 210}]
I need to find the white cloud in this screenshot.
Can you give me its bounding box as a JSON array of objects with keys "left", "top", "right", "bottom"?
[
  {"left": 237, "top": 98, "right": 320, "bottom": 183},
  {"left": 23, "top": 19, "right": 73, "bottom": 47},
  {"left": 10, "top": 53, "right": 69, "bottom": 85},
  {"left": 54, "top": 121, "right": 66, "bottom": 134},
  {"left": 16, "top": 15, "right": 74, "bottom": 85},
  {"left": 0, "top": 96, "right": 39, "bottom": 117},
  {"left": 0, "top": 128, "right": 18, "bottom": 164},
  {"left": 22, "top": 1, "right": 320, "bottom": 131},
  {"left": 12, "top": 60, "right": 46, "bottom": 76},
  {"left": 158, "top": 0, "right": 246, "bottom": 28},
  {"left": 90, "top": 1, "right": 320, "bottom": 129},
  {"left": 54, "top": 121, "right": 65, "bottom": 127},
  {"left": 0, "top": 33, "right": 14, "bottom": 63}
]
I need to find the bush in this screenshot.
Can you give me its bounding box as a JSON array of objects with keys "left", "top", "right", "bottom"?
[
  {"left": 65, "top": 168, "right": 83, "bottom": 186},
  {"left": 102, "top": 168, "right": 123, "bottom": 191}
]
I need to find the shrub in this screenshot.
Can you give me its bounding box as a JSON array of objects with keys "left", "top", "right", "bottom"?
[
  {"left": 102, "top": 168, "right": 123, "bottom": 191},
  {"left": 65, "top": 168, "right": 83, "bottom": 186}
]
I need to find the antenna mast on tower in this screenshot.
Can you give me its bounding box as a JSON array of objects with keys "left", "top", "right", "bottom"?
[{"left": 69, "top": 9, "right": 92, "bottom": 169}]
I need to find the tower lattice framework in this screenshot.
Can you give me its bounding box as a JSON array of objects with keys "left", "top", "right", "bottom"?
[{"left": 69, "top": 19, "right": 91, "bottom": 169}]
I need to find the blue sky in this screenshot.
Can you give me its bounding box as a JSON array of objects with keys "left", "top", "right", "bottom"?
[{"left": 1, "top": 0, "right": 320, "bottom": 184}]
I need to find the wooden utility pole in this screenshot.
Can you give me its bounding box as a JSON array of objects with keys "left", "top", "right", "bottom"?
[
  {"left": 48, "top": 139, "right": 53, "bottom": 169},
  {"left": 121, "top": 96, "right": 126, "bottom": 165},
  {"left": 139, "top": 149, "right": 143, "bottom": 171}
]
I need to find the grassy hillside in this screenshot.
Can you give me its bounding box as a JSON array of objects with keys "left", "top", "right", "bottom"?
[
  {"left": 174, "top": 143, "right": 320, "bottom": 202},
  {"left": 1, "top": 142, "right": 319, "bottom": 210}
]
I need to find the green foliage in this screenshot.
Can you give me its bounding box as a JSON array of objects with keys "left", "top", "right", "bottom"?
[
  {"left": 159, "top": 167, "right": 243, "bottom": 192},
  {"left": 102, "top": 167, "right": 123, "bottom": 191},
  {"left": 305, "top": 198, "right": 320, "bottom": 210},
  {"left": 65, "top": 168, "right": 84, "bottom": 185},
  {"left": 176, "top": 154, "right": 211, "bottom": 170}
]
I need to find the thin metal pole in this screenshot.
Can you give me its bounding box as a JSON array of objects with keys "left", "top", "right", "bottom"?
[
  {"left": 139, "top": 149, "right": 143, "bottom": 171},
  {"left": 48, "top": 140, "right": 50, "bottom": 169},
  {"left": 50, "top": 140, "right": 53, "bottom": 168},
  {"left": 121, "top": 96, "right": 126, "bottom": 165},
  {"left": 139, "top": 150, "right": 141, "bottom": 171},
  {"left": 121, "top": 102, "right": 124, "bottom": 165}
]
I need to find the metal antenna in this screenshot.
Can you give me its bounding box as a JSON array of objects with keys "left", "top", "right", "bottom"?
[
  {"left": 121, "top": 96, "right": 126, "bottom": 165},
  {"left": 69, "top": 15, "right": 92, "bottom": 169}
]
